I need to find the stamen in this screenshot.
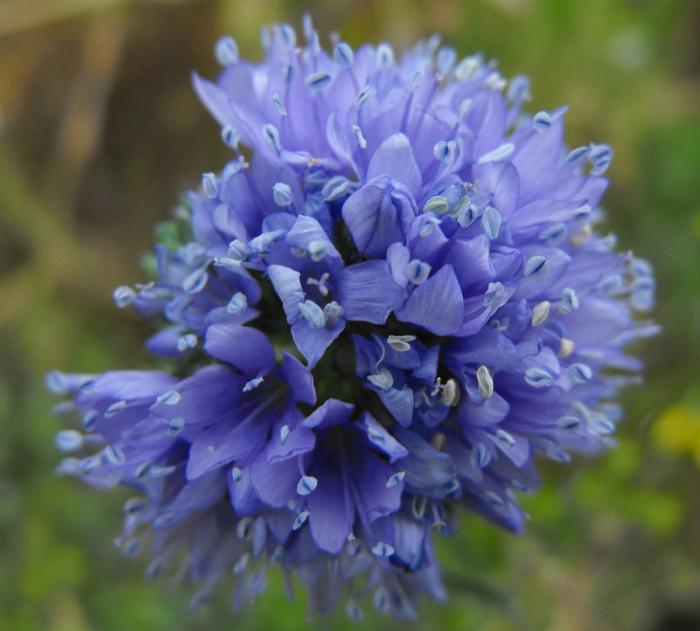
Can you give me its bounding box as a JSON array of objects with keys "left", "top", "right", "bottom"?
[
  {"left": 262, "top": 124, "right": 281, "bottom": 154},
  {"left": 181, "top": 268, "right": 208, "bottom": 294},
  {"left": 308, "top": 240, "right": 328, "bottom": 262},
  {"left": 177, "top": 334, "right": 197, "bottom": 352},
  {"left": 356, "top": 85, "right": 376, "bottom": 106},
  {"left": 484, "top": 72, "right": 506, "bottom": 91},
  {"left": 113, "top": 285, "right": 136, "bottom": 308},
  {"left": 167, "top": 417, "right": 185, "bottom": 437},
  {"left": 386, "top": 471, "right": 406, "bottom": 488},
  {"left": 279, "top": 424, "right": 290, "bottom": 445},
  {"left": 564, "top": 145, "right": 589, "bottom": 165},
  {"left": 249, "top": 229, "right": 285, "bottom": 255},
  {"left": 532, "top": 106, "right": 566, "bottom": 134},
  {"left": 556, "top": 416, "right": 581, "bottom": 430},
  {"left": 298, "top": 300, "right": 326, "bottom": 328},
  {"left": 272, "top": 182, "right": 293, "bottom": 207},
  {"left": 104, "top": 445, "right": 126, "bottom": 466},
  {"left": 539, "top": 223, "right": 567, "bottom": 245},
  {"left": 322, "top": 175, "right": 354, "bottom": 201},
  {"left": 201, "top": 172, "right": 218, "bottom": 199},
  {"left": 296, "top": 475, "right": 318, "bottom": 496},
  {"left": 306, "top": 72, "right": 333, "bottom": 91},
  {"left": 371, "top": 541, "right": 395, "bottom": 557},
  {"left": 221, "top": 125, "right": 239, "bottom": 148},
  {"left": 376, "top": 43, "right": 394, "bottom": 67},
  {"left": 434, "top": 140, "right": 456, "bottom": 163},
  {"left": 226, "top": 292, "right": 248, "bottom": 315},
  {"left": 423, "top": 195, "right": 449, "bottom": 214},
  {"left": 387, "top": 335, "right": 416, "bottom": 352},
  {"left": 292, "top": 510, "right": 309, "bottom": 530},
  {"left": 367, "top": 368, "right": 393, "bottom": 391},
  {"left": 277, "top": 24, "right": 296, "bottom": 50},
  {"left": 476, "top": 365, "right": 494, "bottom": 399},
  {"left": 419, "top": 215, "right": 441, "bottom": 236},
  {"left": 559, "top": 287, "right": 580, "bottom": 313},
  {"left": 227, "top": 239, "right": 248, "bottom": 262},
  {"left": 406, "top": 259, "right": 431, "bottom": 285},
  {"left": 272, "top": 94, "right": 287, "bottom": 117},
  {"left": 243, "top": 377, "right": 264, "bottom": 392},
  {"left": 454, "top": 55, "right": 481, "bottom": 81},
  {"left": 54, "top": 430, "right": 84, "bottom": 452},
  {"left": 559, "top": 337, "right": 575, "bottom": 358},
  {"left": 236, "top": 516, "right": 254, "bottom": 540},
  {"left": 432, "top": 432, "right": 446, "bottom": 450},
  {"left": 373, "top": 587, "right": 390, "bottom": 613},
  {"left": 569, "top": 363, "right": 593, "bottom": 383},
  {"left": 156, "top": 390, "right": 181, "bottom": 406},
  {"left": 471, "top": 442, "right": 490, "bottom": 468},
  {"left": 323, "top": 301, "right": 344, "bottom": 326},
  {"left": 411, "top": 495, "right": 428, "bottom": 519},
  {"left": 214, "top": 36, "right": 239, "bottom": 66},
  {"left": 496, "top": 428, "right": 516, "bottom": 448},
  {"left": 524, "top": 367, "right": 554, "bottom": 388},
  {"left": 481, "top": 206, "right": 502, "bottom": 239},
  {"left": 346, "top": 599, "right": 363, "bottom": 623},
  {"left": 440, "top": 378, "right": 460, "bottom": 406},
  {"left": 588, "top": 143, "right": 613, "bottom": 175},
  {"left": 524, "top": 255, "right": 548, "bottom": 278},
  {"left": 484, "top": 282, "right": 509, "bottom": 309},
  {"left": 507, "top": 75, "right": 530, "bottom": 102},
  {"left": 531, "top": 301, "right": 551, "bottom": 327},
  {"left": 351, "top": 124, "right": 368, "bottom": 149},
  {"left": 334, "top": 42, "right": 354, "bottom": 66}
]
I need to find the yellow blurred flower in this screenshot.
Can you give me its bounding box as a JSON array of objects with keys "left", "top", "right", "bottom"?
[
  {"left": 692, "top": 211, "right": 700, "bottom": 240},
  {"left": 652, "top": 404, "right": 700, "bottom": 466}
]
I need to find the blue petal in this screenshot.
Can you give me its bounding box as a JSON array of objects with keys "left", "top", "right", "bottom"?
[
  {"left": 361, "top": 413, "right": 409, "bottom": 461},
  {"left": 250, "top": 452, "right": 299, "bottom": 508},
  {"left": 266, "top": 415, "right": 316, "bottom": 463},
  {"left": 307, "top": 473, "right": 353, "bottom": 554},
  {"left": 204, "top": 324, "right": 276, "bottom": 377},
  {"left": 146, "top": 326, "right": 185, "bottom": 357},
  {"left": 191, "top": 73, "right": 233, "bottom": 127},
  {"left": 227, "top": 464, "right": 262, "bottom": 516},
  {"left": 285, "top": 215, "right": 340, "bottom": 259},
  {"left": 303, "top": 398, "right": 355, "bottom": 429},
  {"left": 354, "top": 450, "right": 403, "bottom": 522},
  {"left": 378, "top": 387, "right": 415, "bottom": 427},
  {"left": 396, "top": 265, "right": 464, "bottom": 335},
  {"left": 267, "top": 265, "right": 304, "bottom": 324},
  {"left": 394, "top": 428, "right": 457, "bottom": 499},
  {"left": 150, "top": 365, "right": 241, "bottom": 427},
  {"left": 280, "top": 352, "right": 316, "bottom": 405},
  {"left": 366, "top": 133, "right": 422, "bottom": 198},
  {"left": 291, "top": 319, "right": 344, "bottom": 368},
  {"left": 457, "top": 392, "right": 510, "bottom": 427},
  {"left": 338, "top": 260, "right": 405, "bottom": 324},
  {"left": 342, "top": 178, "right": 416, "bottom": 258}
]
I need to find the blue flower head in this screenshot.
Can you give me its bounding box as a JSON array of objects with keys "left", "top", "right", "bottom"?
[{"left": 49, "top": 18, "right": 657, "bottom": 620}]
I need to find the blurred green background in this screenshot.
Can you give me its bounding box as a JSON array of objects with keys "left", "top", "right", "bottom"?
[{"left": 0, "top": 0, "right": 698, "bottom": 629}]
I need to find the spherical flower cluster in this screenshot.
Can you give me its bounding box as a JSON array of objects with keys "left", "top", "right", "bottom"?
[{"left": 49, "top": 18, "right": 657, "bottom": 620}]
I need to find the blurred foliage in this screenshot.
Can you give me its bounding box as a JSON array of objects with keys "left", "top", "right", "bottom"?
[{"left": 0, "top": 0, "right": 699, "bottom": 629}]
